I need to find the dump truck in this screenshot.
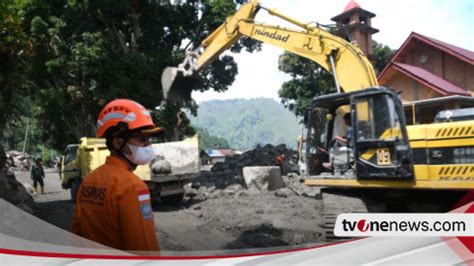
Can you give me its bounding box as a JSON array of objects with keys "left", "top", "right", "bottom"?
[
  {"left": 161, "top": 0, "right": 474, "bottom": 241},
  {"left": 60, "top": 135, "right": 200, "bottom": 203}
]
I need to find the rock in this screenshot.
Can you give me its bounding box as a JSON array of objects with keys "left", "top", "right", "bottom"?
[
  {"left": 263, "top": 144, "right": 274, "bottom": 151},
  {"left": 207, "top": 186, "right": 216, "bottom": 193},
  {"left": 193, "top": 205, "right": 201, "bottom": 210},
  {"left": 224, "top": 184, "right": 243, "bottom": 194},
  {"left": 293, "top": 234, "right": 305, "bottom": 245},
  {"left": 289, "top": 184, "right": 321, "bottom": 199},
  {"left": 275, "top": 144, "right": 287, "bottom": 152},
  {"left": 0, "top": 166, "right": 33, "bottom": 209},
  {"left": 185, "top": 188, "right": 198, "bottom": 198},
  {"left": 210, "top": 190, "right": 225, "bottom": 199},
  {"left": 280, "top": 161, "right": 300, "bottom": 176},
  {"left": 195, "top": 193, "right": 208, "bottom": 201},
  {"left": 191, "top": 182, "right": 201, "bottom": 189},
  {"left": 288, "top": 173, "right": 298, "bottom": 178},
  {"left": 211, "top": 162, "right": 228, "bottom": 172},
  {"left": 243, "top": 166, "right": 285, "bottom": 191},
  {"left": 197, "top": 186, "right": 207, "bottom": 193},
  {"left": 302, "top": 188, "right": 321, "bottom": 199},
  {"left": 235, "top": 190, "right": 252, "bottom": 198},
  {"left": 274, "top": 188, "right": 293, "bottom": 198},
  {"left": 151, "top": 156, "right": 172, "bottom": 174},
  {"left": 192, "top": 143, "right": 302, "bottom": 196}
]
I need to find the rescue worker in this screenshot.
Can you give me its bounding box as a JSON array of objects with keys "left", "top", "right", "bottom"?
[
  {"left": 275, "top": 154, "right": 285, "bottom": 166},
  {"left": 323, "top": 112, "right": 353, "bottom": 170},
  {"left": 335, "top": 112, "right": 353, "bottom": 145},
  {"left": 71, "top": 99, "right": 163, "bottom": 252},
  {"left": 30, "top": 156, "right": 45, "bottom": 195}
]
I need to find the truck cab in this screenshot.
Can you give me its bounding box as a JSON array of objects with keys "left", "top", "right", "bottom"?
[
  {"left": 60, "top": 144, "right": 80, "bottom": 201},
  {"left": 60, "top": 136, "right": 200, "bottom": 203}
]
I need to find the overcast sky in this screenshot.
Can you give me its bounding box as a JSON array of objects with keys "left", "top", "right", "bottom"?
[{"left": 192, "top": 0, "right": 474, "bottom": 103}]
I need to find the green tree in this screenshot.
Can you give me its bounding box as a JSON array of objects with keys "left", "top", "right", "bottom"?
[
  {"left": 372, "top": 40, "right": 395, "bottom": 74},
  {"left": 278, "top": 51, "right": 334, "bottom": 118},
  {"left": 19, "top": 0, "right": 259, "bottom": 150},
  {"left": 0, "top": 1, "right": 30, "bottom": 139},
  {"left": 0, "top": 1, "right": 34, "bottom": 164},
  {"left": 195, "top": 127, "right": 229, "bottom": 150},
  {"left": 277, "top": 40, "right": 393, "bottom": 148}
]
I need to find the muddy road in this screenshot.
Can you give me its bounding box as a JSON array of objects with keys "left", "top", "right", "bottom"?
[{"left": 14, "top": 169, "right": 325, "bottom": 251}]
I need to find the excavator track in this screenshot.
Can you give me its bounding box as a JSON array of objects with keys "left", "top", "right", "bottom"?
[
  {"left": 321, "top": 188, "right": 466, "bottom": 242},
  {"left": 321, "top": 189, "right": 384, "bottom": 242}
]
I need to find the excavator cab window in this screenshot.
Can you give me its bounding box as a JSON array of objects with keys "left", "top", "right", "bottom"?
[
  {"left": 305, "top": 107, "right": 331, "bottom": 176},
  {"left": 352, "top": 91, "right": 413, "bottom": 179},
  {"left": 305, "top": 88, "right": 414, "bottom": 180}
]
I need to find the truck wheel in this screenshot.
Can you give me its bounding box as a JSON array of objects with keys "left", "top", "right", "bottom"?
[
  {"left": 70, "top": 179, "right": 81, "bottom": 203},
  {"left": 161, "top": 193, "right": 185, "bottom": 204}
]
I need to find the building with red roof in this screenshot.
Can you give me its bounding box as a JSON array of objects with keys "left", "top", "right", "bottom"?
[
  {"left": 378, "top": 32, "right": 474, "bottom": 102},
  {"left": 332, "top": 1, "right": 474, "bottom": 124}
]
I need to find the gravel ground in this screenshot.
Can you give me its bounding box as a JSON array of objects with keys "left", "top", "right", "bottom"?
[{"left": 14, "top": 169, "right": 325, "bottom": 251}]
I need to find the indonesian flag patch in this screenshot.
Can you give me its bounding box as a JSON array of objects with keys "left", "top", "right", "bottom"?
[
  {"left": 137, "top": 189, "right": 151, "bottom": 202},
  {"left": 137, "top": 189, "right": 152, "bottom": 220}
]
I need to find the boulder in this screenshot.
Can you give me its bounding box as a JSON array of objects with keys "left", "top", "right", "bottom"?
[
  {"left": 280, "top": 161, "right": 301, "bottom": 176},
  {"left": 242, "top": 166, "right": 285, "bottom": 191},
  {"left": 274, "top": 188, "right": 293, "bottom": 198},
  {"left": 185, "top": 188, "right": 198, "bottom": 198},
  {"left": 150, "top": 155, "right": 172, "bottom": 174},
  {"left": 211, "top": 162, "right": 228, "bottom": 172},
  {"left": 289, "top": 183, "right": 321, "bottom": 199},
  {"left": 223, "top": 184, "right": 243, "bottom": 195},
  {"left": 0, "top": 168, "right": 33, "bottom": 212}
]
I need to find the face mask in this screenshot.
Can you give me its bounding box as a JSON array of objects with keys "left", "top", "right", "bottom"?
[{"left": 124, "top": 144, "right": 155, "bottom": 165}]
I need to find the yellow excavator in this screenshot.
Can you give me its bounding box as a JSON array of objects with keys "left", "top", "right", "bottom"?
[{"left": 161, "top": 0, "right": 474, "bottom": 240}]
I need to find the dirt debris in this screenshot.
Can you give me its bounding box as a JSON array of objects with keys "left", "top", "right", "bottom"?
[
  {"left": 6, "top": 150, "right": 31, "bottom": 171},
  {"left": 0, "top": 149, "right": 34, "bottom": 213},
  {"left": 7, "top": 143, "right": 325, "bottom": 251},
  {"left": 169, "top": 145, "right": 324, "bottom": 250},
  {"left": 210, "top": 143, "right": 300, "bottom": 176}
]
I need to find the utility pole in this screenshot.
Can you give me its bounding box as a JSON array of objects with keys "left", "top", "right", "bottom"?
[{"left": 22, "top": 118, "right": 30, "bottom": 155}]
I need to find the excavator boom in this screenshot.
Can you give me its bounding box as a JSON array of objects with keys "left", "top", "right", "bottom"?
[{"left": 161, "top": 0, "right": 378, "bottom": 103}]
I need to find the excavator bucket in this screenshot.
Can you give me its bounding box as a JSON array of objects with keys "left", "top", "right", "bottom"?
[{"left": 161, "top": 67, "right": 198, "bottom": 103}]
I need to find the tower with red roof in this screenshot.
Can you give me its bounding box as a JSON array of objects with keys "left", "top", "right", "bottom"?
[{"left": 331, "top": 0, "right": 379, "bottom": 57}]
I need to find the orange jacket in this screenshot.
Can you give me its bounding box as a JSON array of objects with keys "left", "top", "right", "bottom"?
[{"left": 71, "top": 155, "right": 159, "bottom": 251}]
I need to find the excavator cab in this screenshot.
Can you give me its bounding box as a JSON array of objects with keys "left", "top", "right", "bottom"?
[{"left": 305, "top": 87, "right": 414, "bottom": 180}]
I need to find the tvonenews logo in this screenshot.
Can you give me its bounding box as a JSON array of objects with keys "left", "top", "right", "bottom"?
[{"left": 334, "top": 214, "right": 474, "bottom": 237}]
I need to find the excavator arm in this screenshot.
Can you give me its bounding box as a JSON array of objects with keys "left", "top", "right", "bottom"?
[{"left": 161, "top": 0, "right": 378, "bottom": 103}]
